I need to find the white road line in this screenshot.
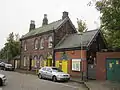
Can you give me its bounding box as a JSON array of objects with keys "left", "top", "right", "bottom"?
[{"left": 47, "top": 81, "right": 79, "bottom": 89}]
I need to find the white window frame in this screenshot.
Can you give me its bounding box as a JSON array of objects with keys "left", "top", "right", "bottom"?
[
  {"left": 40, "top": 56, "right": 44, "bottom": 67},
  {"left": 48, "top": 36, "right": 53, "bottom": 48},
  {"left": 40, "top": 38, "right": 44, "bottom": 49},
  {"left": 34, "top": 56, "right": 38, "bottom": 68},
  {"left": 23, "top": 56, "right": 27, "bottom": 66},
  {"left": 34, "top": 39, "right": 38, "bottom": 50},
  {"left": 24, "top": 42, "right": 27, "bottom": 51},
  {"left": 72, "top": 59, "right": 81, "bottom": 71}
]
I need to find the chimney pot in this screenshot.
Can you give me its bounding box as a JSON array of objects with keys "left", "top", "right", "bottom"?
[
  {"left": 62, "top": 11, "right": 68, "bottom": 20},
  {"left": 42, "top": 14, "right": 48, "bottom": 26},
  {"left": 29, "top": 20, "right": 35, "bottom": 32}
]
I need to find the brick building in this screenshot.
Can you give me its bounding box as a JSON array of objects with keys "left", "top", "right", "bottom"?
[
  {"left": 20, "top": 11, "right": 77, "bottom": 71},
  {"left": 54, "top": 30, "right": 107, "bottom": 78}
]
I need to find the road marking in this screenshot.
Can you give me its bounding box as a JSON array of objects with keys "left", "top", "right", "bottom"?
[{"left": 48, "top": 81, "right": 79, "bottom": 89}]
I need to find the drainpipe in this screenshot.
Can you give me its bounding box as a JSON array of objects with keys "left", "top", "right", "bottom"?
[
  {"left": 20, "top": 39, "right": 22, "bottom": 69},
  {"left": 53, "top": 28, "right": 55, "bottom": 66}
]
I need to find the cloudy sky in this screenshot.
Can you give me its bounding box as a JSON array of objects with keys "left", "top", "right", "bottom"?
[{"left": 0, "top": 0, "right": 100, "bottom": 49}]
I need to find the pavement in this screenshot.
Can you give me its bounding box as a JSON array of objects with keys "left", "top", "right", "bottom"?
[{"left": 14, "top": 69, "right": 120, "bottom": 90}]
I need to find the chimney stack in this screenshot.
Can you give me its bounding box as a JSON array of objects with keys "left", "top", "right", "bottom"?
[
  {"left": 29, "top": 20, "right": 35, "bottom": 32},
  {"left": 62, "top": 11, "right": 68, "bottom": 20},
  {"left": 42, "top": 14, "right": 48, "bottom": 26}
]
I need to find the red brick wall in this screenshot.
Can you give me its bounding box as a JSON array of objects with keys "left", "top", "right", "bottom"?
[
  {"left": 55, "top": 50, "right": 87, "bottom": 77},
  {"left": 96, "top": 52, "right": 120, "bottom": 80},
  {"left": 21, "top": 33, "right": 53, "bottom": 69}
]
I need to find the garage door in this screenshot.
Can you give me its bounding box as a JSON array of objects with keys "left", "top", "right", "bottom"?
[{"left": 106, "top": 58, "right": 120, "bottom": 81}]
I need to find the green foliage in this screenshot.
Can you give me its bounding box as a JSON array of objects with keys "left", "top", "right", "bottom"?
[
  {"left": 0, "top": 32, "right": 20, "bottom": 60},
  {"left": 77, "top": 18, "right": 87, "bottom": 33},
  {"left": 95, "top": 0, "right": 120, "bottom": 48}
]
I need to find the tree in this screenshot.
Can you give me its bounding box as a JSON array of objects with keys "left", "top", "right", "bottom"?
[
  {"left": 77, "top": 18, "right": 87, "bottom": 33},
  {"left": 0, "top": 32, "right": 20, "bottom": 60},
  {"left": 89, "top": 0, "right": 120, "bottom": 48}
]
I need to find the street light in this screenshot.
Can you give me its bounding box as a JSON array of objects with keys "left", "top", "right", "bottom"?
[{"left": 78, "top": 32, "right": 83, "bottom": 80}]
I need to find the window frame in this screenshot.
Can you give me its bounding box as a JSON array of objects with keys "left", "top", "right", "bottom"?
[
  {"left": 24, "top": 41, "right": 27, "bottom": 51},
  {"left": 23, "top": 56, "right": 27, "bottom": 66},
  {"left": 48, "top": 36, "right": 53, "bottom": 48},
  {"left": 40, "top": 38, "right": 44, "bottom": 49},
  {"left": 39, "top": 55, "right": 44, "bottom": 67},
  {"left": 34, "top": 55, "right": 38, "bottom": 68},
  {"left": 34, "top": 39, "right": 39, "bottom": 50}
]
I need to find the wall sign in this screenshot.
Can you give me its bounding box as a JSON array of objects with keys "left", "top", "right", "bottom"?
[{"left": 72, "top": 59, "right": 81, "bottom": 71}]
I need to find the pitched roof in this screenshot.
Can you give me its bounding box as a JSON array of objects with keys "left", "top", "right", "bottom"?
[
  {"left": 21, "top": 18, "right": 69, "bottom": 39},
  {"left": 55, "top": 29, "right": 99, "bottom": 49}
]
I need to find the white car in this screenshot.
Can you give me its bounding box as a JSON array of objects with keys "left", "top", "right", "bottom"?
[
  {"left": 38, "top": 67, "right": 70, "bottom": 82},
  {"left": 0, "top": 74, "right": 7, "bottom": 86}
]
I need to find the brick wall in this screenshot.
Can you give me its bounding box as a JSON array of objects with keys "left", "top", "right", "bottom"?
[
  {"left": 96, "top": 52, "right": 120, "bottom": 80},
  {"left": 21, "top": 32, "right": 53, "bottom": 69},
  {"left": 55, "top": 50, "right": 87, "bottom": 77}
]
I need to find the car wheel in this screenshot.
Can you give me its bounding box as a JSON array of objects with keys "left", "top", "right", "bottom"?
[
  {"left": 0, "top": 78, "right": 3, "bottom": 86},
  {"left": 52, "top": 76, "right": 57, "bottom": 82},
  {"left": 38, "top": 73, "right": 42, "bottom": 79}
]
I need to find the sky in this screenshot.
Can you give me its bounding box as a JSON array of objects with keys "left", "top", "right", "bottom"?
[{"left": 0, "top": 0, "right": 100, "bottom": 49}]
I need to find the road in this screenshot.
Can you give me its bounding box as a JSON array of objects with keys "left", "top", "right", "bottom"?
[{"left": 0, "top": 70, "right": 87, "bottom": 90}]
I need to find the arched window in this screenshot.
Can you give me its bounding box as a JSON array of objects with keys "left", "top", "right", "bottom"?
[
  {"left": 24, "top": 41, "right": 27, "bottom": 51},
  {"left": 48, "top": 36, "right": 53, "bottom": 48},
  {"left": 34, "top": 39, "right": 39, "bottom": 49},
  {"left": 40, "top": 38, "right": 44, "bottom": 49},
  {"left": 23, "top": 56, "right": 27, "bottom": 66},
  {"left": 39, "top": 56, "right": 44, "bottom": 67},
  {"left": 34, "top": 55, "right": 38, "bottom": 68}
]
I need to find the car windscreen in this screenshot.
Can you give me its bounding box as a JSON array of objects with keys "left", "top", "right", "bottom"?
[{"left": 52, "top": 68, "right": 63, "bottom": 72}]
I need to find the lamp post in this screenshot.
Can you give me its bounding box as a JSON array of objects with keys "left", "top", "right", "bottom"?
[
  {"left": 78, "top": 32, "right": 83, "bottom": 80},
  {"left": 80, "top": 32, "right": 83, "bottom": 80}
]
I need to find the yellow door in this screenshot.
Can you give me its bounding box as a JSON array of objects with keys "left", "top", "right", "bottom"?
[
  {"left": 55, "top": 60, "right": 60, "bottom": 68},
  {"left": 62, "top": 60, "right": 68, "bottom": 73}
]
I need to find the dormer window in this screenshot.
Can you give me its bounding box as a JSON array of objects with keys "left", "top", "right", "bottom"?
[
  {"left": 34, "top": 39, "right": 39, "bottom": 50},
  {"left": 24, "top": 41, "right": 27, "bottom": 51},
  {"left": 48, "top": 36, "right": 53, "bottom": 48},
  {"left": 40, "top": 38, "right": 44, "bottom": 49}
]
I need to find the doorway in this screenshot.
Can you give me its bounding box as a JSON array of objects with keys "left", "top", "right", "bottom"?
[
  {"left": 106, "top": 58, "right": 120, "bottom": 81},
  {"left": 29, "top": 56, "right": 32, "bottom": 71}
]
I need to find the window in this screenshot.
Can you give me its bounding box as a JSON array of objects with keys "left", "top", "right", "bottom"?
[
  {"left": 48, "top": 36, "right": 53, "bottom": 48},
  {"left": 39, "top": 56, "right": 44, "bottom": 67},
  {"left": 52, "top": 68, "right": 62, "bottom": 72},
  {"left": 24, "top": 42, "right": 27, "bottom": 51},
  {"left": 72, "top": 59, "right": 81, "bottom": 71},
  {"left": 23, "top": 56, "right": 27, "bottom": 66},
  {"left": 42, "top": 67, "right": 46, "bottom": 71},
  {"left": 34, "top": 39, "right": 39, "bottom": 49},
  {"left": 34, "top": 55, "right": 38, "bottom": 68},
  {"left": 40, "top": 38, "right": 44, "bottom": 49}
]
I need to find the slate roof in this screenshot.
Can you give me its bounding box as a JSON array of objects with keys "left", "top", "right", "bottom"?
[
  {"left": 21, "top": 18, "right": 69, "bottom": 39},
  {"left": 55, "top": 29, "right": 99, "bottom": 49}
]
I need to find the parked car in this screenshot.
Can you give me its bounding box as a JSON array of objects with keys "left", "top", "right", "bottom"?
[
  {"left": 0, "top": 62, "right": 6, "bottom": 70},
  {"left": 38, "top": 67, "right": 70, "bottom": 82},
  {"left": 0, "top": 62, "right": 14, "bottom": 71},
  {"left": 4, "top": 64, "right": 14, "bottom": 71},
  {"left": 0, "top": 74, "right": 7, "bottom": 86}
]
